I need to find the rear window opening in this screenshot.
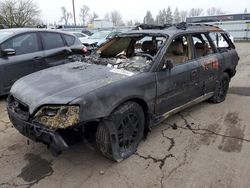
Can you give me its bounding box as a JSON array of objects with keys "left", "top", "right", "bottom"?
[
  {"left": 85, "top": 34, "right": 167, "bottom": 72},
  {"left": 209, "top": 32, "right": 234, "bottom": 51}
]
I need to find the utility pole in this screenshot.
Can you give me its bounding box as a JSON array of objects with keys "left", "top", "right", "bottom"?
[{"left": 72, "top": 0, "right": 76, "bottom": 26}]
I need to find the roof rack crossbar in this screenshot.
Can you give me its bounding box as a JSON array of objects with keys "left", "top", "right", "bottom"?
[{"left": 134, "top": 22, "right": 220, "bottom": 30}]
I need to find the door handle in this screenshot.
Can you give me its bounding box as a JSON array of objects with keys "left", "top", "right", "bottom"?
[
  {"left": 191, "top": 70, "right": 198, "bottom": 77},
  {"left": 33, "top": 56, "right": 42, "bottom": 61}
]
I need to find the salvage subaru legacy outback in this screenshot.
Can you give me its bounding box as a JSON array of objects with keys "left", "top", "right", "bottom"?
[{"left": 7, "top": 23, "right": 239, "bottom": 161}]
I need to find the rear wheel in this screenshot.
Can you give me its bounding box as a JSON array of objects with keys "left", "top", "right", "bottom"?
[
  {"left": 211, "top": 72, "right": 230, "bottom": 103},
  {"left": 96, "top": 102, "right": 145, "bottom": 161}
]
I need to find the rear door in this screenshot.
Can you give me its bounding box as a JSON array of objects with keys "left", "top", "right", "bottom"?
[
  {"left": 0, "top": 32, "right": 43, "bottom": 93},
  {"left": 62, "top": 33, "right": 84, "bottom": 58},
  {"left": 155, "top": 34, "right": 202, "bottom": 115},
  {"left": 40, "top": 32, "right": 72, "bottom": 67},
  {"left": 208, "top": 32, "right": 239, "bottom": 74},
  {"left": 191, "top": 33, "right": 222, "bottom": 94}
]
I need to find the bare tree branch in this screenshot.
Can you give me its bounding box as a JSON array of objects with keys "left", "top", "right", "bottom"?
[
  {"left": 79, "top": 5, "right": 90, "bottom": 26},
  {"left": 60, "top": 6, "right": 72, "bottom": 25},
  {"left": 0, "top": 0, "right": 40, "bottom": 27}
]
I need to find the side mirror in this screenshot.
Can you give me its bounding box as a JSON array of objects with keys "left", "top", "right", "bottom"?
[
  {"left": 162, "top": 58, "right": 173, "bottom": 71},
  {"left": 1, "top": 49, "right": 16, "bottom": 56}
]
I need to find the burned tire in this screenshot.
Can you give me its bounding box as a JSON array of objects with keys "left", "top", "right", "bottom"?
[
  {"left": 211, "top": 72, "right": 230, "bottom": 103},
  {"left": 96, "top": 101, "right": 145, "bottom": 161}
]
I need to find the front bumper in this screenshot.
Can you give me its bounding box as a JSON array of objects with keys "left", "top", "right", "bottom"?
[{"left": 7, "top": 107, "right": 68, "bottom": 153}]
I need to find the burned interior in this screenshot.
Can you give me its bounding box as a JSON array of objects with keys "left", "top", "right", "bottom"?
[{"left": 85, "top": 34, "right": 167, "bottom": 72}]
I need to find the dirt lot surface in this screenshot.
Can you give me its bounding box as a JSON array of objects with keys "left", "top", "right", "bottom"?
[{"left": 0, "top": 43, "right": 250, "bottom": 188}]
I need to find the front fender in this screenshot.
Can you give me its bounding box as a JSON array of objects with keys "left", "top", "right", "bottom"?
[
  {"left": 73, "top": 92, "right": 153, "bottom": 122},
  {"left": 71, "top": 73, "right": 156, "bottom": 122}
]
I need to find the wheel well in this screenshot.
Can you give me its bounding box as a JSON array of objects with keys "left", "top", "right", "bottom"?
[
  {"left": 121, "top": 98, "right": 150, "bottom": 136},
  {"left": 83, "top": 98, "right": 150, "bottom": 143},
  {"left": 224, "top": 69, "right": 232, "bottom": 78}
]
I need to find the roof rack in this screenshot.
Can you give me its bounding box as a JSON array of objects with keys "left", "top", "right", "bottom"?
[
  {"left": 134, "top": 22, "right": 220, "bottom": 31},
  {"left": 133, "top": 24, "right": 172, "bottom": 30}
]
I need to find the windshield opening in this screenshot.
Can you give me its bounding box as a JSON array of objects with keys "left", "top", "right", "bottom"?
[
  {"left": 0, "top": 31, "right": 15, "bottom": 42},
  {"left": 88, "top": 31, "right": 110, "bottom": 39},
  {"left": 85, "top": 34, "right": 167, "bottom": 72}
]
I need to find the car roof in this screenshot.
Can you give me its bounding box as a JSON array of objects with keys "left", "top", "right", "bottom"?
[
  {"left": 0, "top": 28, "right": 75, "bottom": 43},
  {"left": 121, "top": 23, "right": 224, "bottom": 38}
]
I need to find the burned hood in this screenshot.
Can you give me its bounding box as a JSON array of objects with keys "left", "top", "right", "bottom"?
[{"left": 10, "top": 62, "right": 136, "bottom": 114}]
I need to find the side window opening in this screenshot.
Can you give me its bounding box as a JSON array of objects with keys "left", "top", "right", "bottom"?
[
  {"left": 87, "top": 34, "right": 167, "bottom": 72},
  {"left": 99, "top": 35, "right": 166, "bottom": 58},
  {"left": 41, "top": 32, "right": 65, "bottom": 50},
  {"left": 209, "top": 32, "right": 232, "bottom": 50},
  {"left": 63, "top": 34, "right": 75, "bottom": 46},
  {"left": 192, "top": 33, "right": 214, "bottom": 59},
  {"left": 1, "top": 33, "right": 39, "bottom": 56},
  {"left": 164, "top": 35, "right": 191, "bottom": 66}
]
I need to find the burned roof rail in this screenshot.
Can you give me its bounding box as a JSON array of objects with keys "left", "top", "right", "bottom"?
[
  {"left": 134, "top": 24, "right": 173, "bottom": 30},
  {"left": 174, "top": 22, "right": 220, "bottom": 30},
  {"left": 186, "top": 23, "right": 221, "bottom": 29},
  {"left": 134, "top": 22, "right": 188, "bottom": 31},
  {"left": 175, "top": 22, "right": 188, "bottom": 30},
  {"left": 134, "top": 22, "right": 220, "bottom": 31}
]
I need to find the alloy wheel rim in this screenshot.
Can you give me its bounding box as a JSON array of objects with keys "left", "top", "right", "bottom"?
[{"left": 117, "top": 113, "right": 140, "bottom": 152}]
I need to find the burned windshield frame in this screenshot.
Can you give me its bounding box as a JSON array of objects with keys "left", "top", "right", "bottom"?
[
  {"left": 85, "top": 33, "right": 168, "bottom": 73},
  {"left": 95, "top": 33, "right": 168, "bottom": 59}
]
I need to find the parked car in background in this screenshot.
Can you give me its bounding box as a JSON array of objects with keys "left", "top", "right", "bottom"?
[
  {"left": 69, "top": 32, "right": 89, "bottom": 43},
  {"left": 81, "top": 30, "right": 121, "bottom": 52},
  {"left": 81, "top": 29, "right": 92, "bottom": 36},
  {"left": 7, "top": 23, "right": 239, "bottom": 161},
  {"left": 0, "top": 24, "right": 8, "bottom": 29},
  {"left": 0, "top": 28, "right": 87, "bottom": 95}
]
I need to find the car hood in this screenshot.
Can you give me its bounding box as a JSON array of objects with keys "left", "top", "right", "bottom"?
[
  {"left": 81, "top": 38, "right": 106, "bottom": 46},
  {"left": 10, "top": 62, "right": 136, "bottom": 114}
]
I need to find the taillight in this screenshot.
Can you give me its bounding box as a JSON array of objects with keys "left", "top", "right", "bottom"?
[{"left": 82, "top": 47, "right": 88, "bottom": 54}]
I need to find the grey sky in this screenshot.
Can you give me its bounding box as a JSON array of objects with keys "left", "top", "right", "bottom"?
[{"left": 37, "top": 0, "right": 249, "bottom": 24}]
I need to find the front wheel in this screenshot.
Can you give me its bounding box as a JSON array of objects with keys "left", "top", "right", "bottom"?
[
  {"left": 211, "top": 72, "right": 230, "bottom": 103},
  {"left": 96, "top": 102, "right": 145, "bottom": 161}
]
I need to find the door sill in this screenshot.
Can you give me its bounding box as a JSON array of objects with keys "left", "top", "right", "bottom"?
[{"left": 153, "top": 92, "right": 214, "bottom": 125}]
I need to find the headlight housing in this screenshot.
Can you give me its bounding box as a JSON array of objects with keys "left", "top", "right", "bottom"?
[{"left": 33, "top": 105, "right": 80, "bottom": 129}]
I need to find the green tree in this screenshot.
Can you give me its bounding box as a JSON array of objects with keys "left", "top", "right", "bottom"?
[
  {"left": 189, "top": 8, "right": 203, "bottom": 17},
  {"left": 166, "top": 6, "right": 173, "bottom": 24},
  {"left": 173, "top": 8, "right": 181, "bottom": 23},
  {"left": 156, "top": 10, "right": 163, "bottom": 24},
  {"left": 180, "top": 10, "right": 188, "bottom": 22},
  {"left": 143, "top": 11, "right": 154, "bottom": 24},
  {"left": 206, "top": 7, "right": 225, "bottom": 16}
]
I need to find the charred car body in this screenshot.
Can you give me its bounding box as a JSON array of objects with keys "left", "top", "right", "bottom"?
[{"left": 7, "top": 23, "right": 239, "bottom": 161}]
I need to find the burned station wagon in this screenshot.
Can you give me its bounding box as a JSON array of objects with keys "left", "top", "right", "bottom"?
[{"left": 7, "top": 23, "right": 239, "bottom": 161}]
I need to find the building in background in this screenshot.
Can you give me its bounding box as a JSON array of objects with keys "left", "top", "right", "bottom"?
[
  {"left": 187, "top": 13, "right": 250, "bottom": 41},
  {"left": 91, "top": 19, "right": 114, "bottom": 29}
]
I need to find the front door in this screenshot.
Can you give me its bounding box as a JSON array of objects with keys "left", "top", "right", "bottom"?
[
  {"left": 40, "top": 32, "right": 72, "bottom": 67},
  {"left": 191, "top": 33, "right": 223, "bottom": 94},
  {"left": 0, "top": 32, "right": 44, "bottom": 93},
  {"left": 155, "top": 34, "right": 202, "bottom": 115}
]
